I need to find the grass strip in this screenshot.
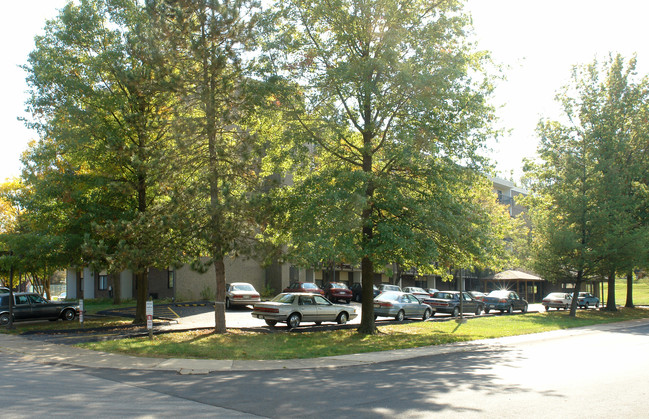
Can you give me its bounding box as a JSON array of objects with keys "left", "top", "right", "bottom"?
[{"left": 77, "top": 307, "right": 649, "bottom": 360}]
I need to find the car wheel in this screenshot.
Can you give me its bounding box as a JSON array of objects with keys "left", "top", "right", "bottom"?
[
  {"left": 337, "top": 312, "right": 349, "bottom": 325},
  {"left": 395, "top": 310, "right": 405, "bottom": 322},
  {"left": 374, "top": 314, "right": 378, "bottom": 320},
  {"left": 585, "top": 302, "right": 589, "bottom": 309},
  {"left": 314, "top": 321, "right": 322, "bottom": 325},
  {"left": 287, "top": 313, "right": 301, "bottom": 329},
  {"left": 596, "top": 302, "right": 599, "bottom": 308},
  {"left": 422, "top": 308, "right": 431, "bottom": 320},
  {"left": 522, "top": 304, "right": 528, "bottom": 313},
  {"left": 543, "top": 305, "right": 549, "bottom": 311},
  {"left": 484, "top": 308, "right": 490, "bottom": 314},
  {"left": 355, "top": 294, "right": 361, "bottom": 302},
  {"left": 225, "top": 298, "right": 231, "bottom": 309},
  {"left": 0, "top": 313, "right": 11, "bottom": 326},
  {"left": 507, "top": 305, "right": 513, "bottom": 315},
  {"left": 62, "top": 308, "right": 76, "bottom": 321},
  {"left": 265, "top": 319, "right": 277, "bottom": 327},
  {"left": 474, "top": 306, "right": 481, "bottom": 316},
  {"left": 452, "top": 307, "right": 460, "bottom": 317}
]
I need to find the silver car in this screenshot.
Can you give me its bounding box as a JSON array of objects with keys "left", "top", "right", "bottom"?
[
  {"left": 374, "top": 291, "right": 433, "bottom": 321},
  {"left": 226, "top": 282, "right": 261, "bottom": 309},
  {"left": 251, "top": 293, "right": 358, "bottom": 329}
]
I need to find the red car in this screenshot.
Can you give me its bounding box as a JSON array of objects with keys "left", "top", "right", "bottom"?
[
  {"left": 322, "top": 282, "right": 352, "bottom": 304},
  {"left": 283, "top": 282, "right": 325, "bottom": 296}
]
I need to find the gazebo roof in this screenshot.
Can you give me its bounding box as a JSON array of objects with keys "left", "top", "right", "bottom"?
[{"left": 488, "top": 270, "right": 543, "bottom": 281}]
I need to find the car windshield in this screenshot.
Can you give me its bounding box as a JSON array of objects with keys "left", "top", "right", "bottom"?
[
  {"left": 547, "top": 293, "right": 567, "bottom": 299},
  {"left": 488, "top": 290, "right": 510, "bottom": 298},
  {"left": 302, "top": 283, "right": 318, "bottom": 290},
  {"left": 382, "top": 285, "right": 400, "bottom": 291},
  {"left": 272, "top": 294, "right": 296, "bottom": 304},
  {"left": 329, "top": 283, "right": 348, "bottom": 289},
  {"left": 231, "top": 284, "right": 255, "bottom": 292},
  {"left": 376, "top": 291, "right": 400, "bottom": 301},
  {"left": 411, "top": 288, "right": 425, "bottom": 293}
]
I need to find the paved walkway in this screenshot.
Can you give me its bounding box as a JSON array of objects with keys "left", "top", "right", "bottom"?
[{"left": 1, "top": 318, "right": 647, "bottom": 375}]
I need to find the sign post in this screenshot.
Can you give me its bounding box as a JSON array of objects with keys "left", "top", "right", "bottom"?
[
  {"left": 79, "top": 299, "right": 84, "bottom": 327},
  {"left": 146, "top": 300, "right": 153, "bottom": 340}
]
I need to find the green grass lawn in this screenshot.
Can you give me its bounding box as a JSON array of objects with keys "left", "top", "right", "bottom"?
[
  {"left": 602, "top": 277, "right": 649, "bottom": 305},
  {"left": 78, "top": 307, "right": 649, "bottom": 360}
]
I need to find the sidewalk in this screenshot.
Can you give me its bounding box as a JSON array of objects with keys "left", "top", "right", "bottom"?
[{"left": 1, "top": 318, "right": 647, "bottom": 375}]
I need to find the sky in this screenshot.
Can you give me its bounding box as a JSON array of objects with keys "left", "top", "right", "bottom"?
[{"left": 2, "top": 1, "right": 649, "bottom": 183}]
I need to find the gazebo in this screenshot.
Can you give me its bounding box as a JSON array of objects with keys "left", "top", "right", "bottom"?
[{"left": 482, "top": 270, "right": 545, "bottom": 303}]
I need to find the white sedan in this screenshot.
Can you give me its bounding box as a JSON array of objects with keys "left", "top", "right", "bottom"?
[
  {"left": 226, "top": 282, "right": 261, "bottom": 309},
  {"left": 251, "top": 293, "right": 358, "bottom": 329},
  {"left": 542, "top": 292, "right": 573, "bottom": 310}
]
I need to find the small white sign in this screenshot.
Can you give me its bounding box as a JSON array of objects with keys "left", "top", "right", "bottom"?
[{"left": 146, "top": 300, "right": 153, "bottom": 330}]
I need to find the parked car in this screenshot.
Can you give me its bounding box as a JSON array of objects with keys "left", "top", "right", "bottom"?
[
  {"left": 282, "top": 282, "right": 325, "bottom": 296},
  {"left": 373, "top": 291, "right": 432, "bottom": 321},
  {"left": 322, "top": 282, "right": 353, "bottom": 304},
  {"left": 251, "top": 292, "right": 357, "bottom": 328},
  {"left": 468, "top": 291, "right": 486, "bottom": 302},
  {"left": 483, "top": 290, "right": 528, "bottom": 314},
  {"left": 350, "top": 283, "right": 380, "bottom": 302},
  {"left": 0, "top": 292, "right": 79, "bottom": 325},
  {"left": 402, "top": 287, "right": 430, "bottom": 301},
  {"left": 0, "top": 287, "right": 9, "bottom": 294},
  {"left": 225, "top": 282, "right": 261, "bottom": 309},
  {"left": 377, "top": 284, "right": 402, "bottom": 294},
  {"left": 542, "top": 292, "right": 572, "bottom": 310},
  {"left": 423, "top": 291, "right": 484, "bottom": 317},
  {"left": 577, "top": 292, "right": 600, "bottom": 309}
]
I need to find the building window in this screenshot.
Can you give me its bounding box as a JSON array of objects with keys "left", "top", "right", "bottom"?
[
  {"left": 98, "top": 275, "right": 108, "bottom": 291},
  {"left": 168, "top": 269, "right": 175, "bottom": 289}
]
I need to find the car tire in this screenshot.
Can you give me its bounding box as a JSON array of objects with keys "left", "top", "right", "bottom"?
[
  {"left": 422, "top": 308, "right": 431, "bottom": 320},
  {"left": 315, "top": 321, "right": 322, "bottom": 325},
  {"left": 395, "top": 310, "right": 405, "bottom": 322},
  {"left": 596, "top": 302, "right": 599, "bottom": 308},
  {"left": 507, "top": 306, "right": 513, "bottom": 315},
  {"left": 585, "top": 302, "right": 589, "bottom": 309},
  {"left": 452, "top": 307, "right": 460, "bottom": 317},
  {"left": 355, "top": 294, "right": 361, "bottom": 302},
  {"left": 62, "top": 308, "right": 76, "bottom": 321},
  {"left": 374, "top": 314, "right": 378, "bottom": 320},
  {"left": 484, "top": 308, "right": 490, "bottom": 314},
  {"left": 287, "top": 313, "right": 301, "bottom": 329},
  {"left": 543, "top": 305, "right": 549, "bottom": 311},
  {"left": 225, "top": 298, "right": 231, "bottom": 309},
  {"left": 522, "top": 304, "right": 528, "bottom": 313},
  {"left": 0, "top": 313, "right": 11, "bottom": 326},
  {"left": 265, "top": 319, "right": 277, "bottom": 327},
  {"left": 475, "top": 306, "right": 482, "bottom": 316},
  {"left": 337, "top": 312, "right": 349, "bottom": 325}
]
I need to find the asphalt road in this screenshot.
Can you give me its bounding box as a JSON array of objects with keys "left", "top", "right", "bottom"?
[{"left": 1, "top": 319, "right": 648, "bottom": 418}]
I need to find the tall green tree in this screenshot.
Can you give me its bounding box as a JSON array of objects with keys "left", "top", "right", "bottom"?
[
  {"left": 525, "top": 54, "right": 649, "bottom": 314},
  {"left": 23, "top": 0, "right": 185, "bottom": 322},
  {"left": 265, "top": 0, "right": 506, "bottom": 333},
  {"left": 148, "top": 0, "right": 265, "bottom": 333}
]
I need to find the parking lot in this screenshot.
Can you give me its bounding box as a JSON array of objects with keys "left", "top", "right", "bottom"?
[{"left": 163, "top": 301, "right": 546, "bottom": 330}]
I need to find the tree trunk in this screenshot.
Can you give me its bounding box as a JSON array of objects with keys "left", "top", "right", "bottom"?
[
  {"left": 112, "top": 271, "right": 121, "bottom": 305},
  {"left": 357, "top": 255, "right": 377, "bottom": 334},
  {"left": 569, "top": 270, "right": 582, "bottom": 317},
  {"left": 625, "top": 270, "right": 634, "bottom": 308},
  {"left": 213, "top": 256, "right": 227, "bottom": 334},
  {"left": 357, "top": 147, "right": 377, "bottom": 334},
  {"left": 604, "top": 270, "right": 617, "bottom": 311},
  {"left": 133, "top": 271, "right": 148, "bottom": 323}
]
